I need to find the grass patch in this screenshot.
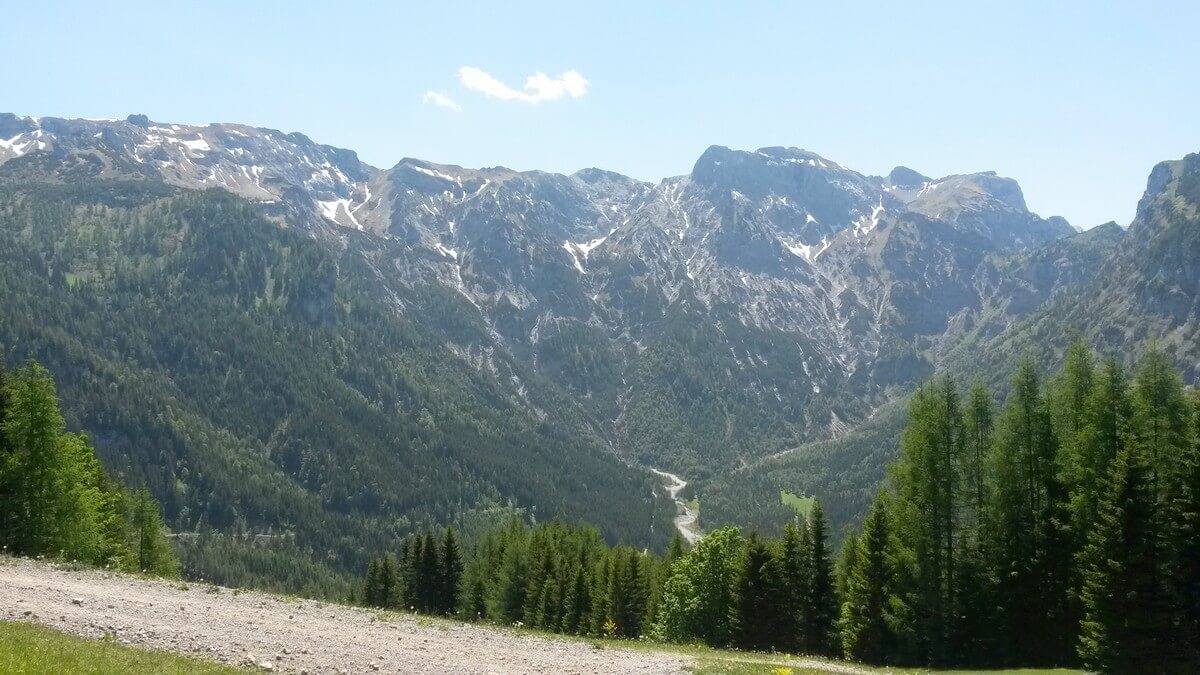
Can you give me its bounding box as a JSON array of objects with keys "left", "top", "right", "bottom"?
[
  {"left": 0, "top": 621, "right": 244, "bottom": 674},
  {"left": 692, "top": 658, "right": 820, "bottom": 674},
  {"left": 780, "top": 491, "right": 815, "bottom": 517}
]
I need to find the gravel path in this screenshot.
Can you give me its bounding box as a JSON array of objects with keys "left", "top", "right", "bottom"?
[{"left": 0, "top": 557, "right": 690, "bottom": 674}]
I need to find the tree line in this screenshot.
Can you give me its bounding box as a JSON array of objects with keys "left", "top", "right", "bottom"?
[
  {"left": 358, "top": 507, "right": 841, "bottom": 654},
  {"left": 840, "top": 342, "right": 1199, "bottom": 671},
  {"left": 358, "top": 341, "right": 1200, "bottom": 672},
  {"left": 0, "top": 359, "right": 177, "bottom": 576}
]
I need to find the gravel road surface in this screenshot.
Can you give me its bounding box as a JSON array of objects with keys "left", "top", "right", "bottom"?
[{"left": 0, "top": 557, "right": 689, "bottom": 674}]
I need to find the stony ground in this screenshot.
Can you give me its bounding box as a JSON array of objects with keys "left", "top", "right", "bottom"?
[{"left": 0, "top": 557, "right": 689, "bottom": 674}]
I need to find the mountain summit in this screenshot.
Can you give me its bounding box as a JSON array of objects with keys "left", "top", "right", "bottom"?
[{"left": 7, "top": 112, "right": 1187, "bottom": 577}]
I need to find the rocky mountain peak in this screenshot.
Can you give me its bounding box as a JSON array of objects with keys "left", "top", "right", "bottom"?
[{"left": 885, "top": 165, "right": 929, "bottom": 188}]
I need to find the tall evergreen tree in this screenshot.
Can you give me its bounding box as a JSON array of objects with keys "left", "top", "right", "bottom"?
[
  {"left": 1169, "top": 392, "right": 1200, "bottom": 666},
  {"left": 962, "top": 380, "right": 993, "bottom": 538},
  {"left": 364, "top": 557, "right": 382, "bottom": 607},
  {"left": 1078, "top": 445, "right": 1171, "bottom": 672},
  {"left": 776, "top": 520, "right": 808, "bottom": 651},
  {"left": 440, "top": 526, "right": 463, "bottom": 615},
  {"left": 890, "top": 378, "right": 962, "bottom": 664},
  {"left": 730, "top": 533, "right": 786, "bottom": 650},
  {"left": 489, "top": 530, "right": 529, "bottom": 623},
  {"left": 986, "top": 360, "right": 1072, "bottom": 665},
  {"left": 1131, "top": 345, "right": 1189, "bottom": 621},
  {"left": 2, "top": 363, "right": 70, "bottom": 555},
  {"left": 560, "top": 560, "right": 591, "bottom": 635},
  {"left": 840, "top": 493, "right": 897, "bottom": 664},
  {"left": 129, "top": 488, "right": 178, "bottom": 576},
  {"left": 1080, "top": 357, "right": 1135, "bottom": 527},
  {"left": 0, "top": 359, "right": 14, "bottom": 547},
  {"left": 608, "top": 547, "right": 647, "bottom": 637},
  {"left": 834, "top": 530, "right": 859, "bottom": 612},
  {"left": 802, "top": 502, "right": 838, "bottom": 656}
]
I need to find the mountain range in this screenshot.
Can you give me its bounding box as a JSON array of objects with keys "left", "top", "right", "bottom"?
[{"left": 2, "top": 112, "right": 1196, "bottom": 588}]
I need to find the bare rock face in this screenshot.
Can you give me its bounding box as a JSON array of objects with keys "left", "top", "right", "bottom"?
[{"left": 0, "top": 111, "right": 1104, "bottom": 477}]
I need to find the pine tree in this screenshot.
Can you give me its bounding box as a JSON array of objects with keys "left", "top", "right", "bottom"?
[
  {"left": 398, "top": 538, "right": 414, "bottom": 607},
  {"left": 0, "top": 359, "right": 15, "bottom": 548},
  {"left": 1078, "top": 446, "right": 1171, "bottom": 672},
  {"left": 364, "top": 557, "right": 381, "bottom": 606},
  {"left": 962, "top": 380, "right": 993, "bottom": 537},
  {"left": 1080, "top": 356, "right": 1135, "bottom": 527},
  {"left": 1169, "top": 391, "right": 1200, "bottom": 667},
  {"left": 560, "top": 561, "right": 591, "bottom": 634},
  {"left": 889, "top": 378, "right": 962, "bottom": 664},
  {"left": 1052, "top": 339, "right": 1096, "bottom": 477},
  {"left": 834, "top": 530, "right": 859, "bottom": 611},
  {"left": 986, "top": 360, "right": 1072, "bottom": 665},
  {"left": 129, "top": 488, "right": 178, "bottom": 576},
  {"left": 730, "top": 533, "right": 786, "bottom": 651},
  {"left": 2, "top": 363, "right": 70, "bottom": 555},
  {"left": 490, "top": 531, "right": 529, "bottom": 624},
  {"left": 609, "top": 547, "right": 647, "bottom": 637},
  {"left": 840, "top": 493, "right": 897, "bottom": 664},
  {"left": 440, "top": 526, "right": 463, "bottom": 615},
  {"left": 776, "top": 520, "right": 807, "bottom": 651},
  {"left": 418, "top": 531, "right": 440, "bottom": 613},
  {"left": 1131, "top": 345, "right": 1188, "bottom": 627},
  {"left": 955, "top": 380, "right": 995, "bottom": 665},
  {"left": 802, "top": 501, "right": 838, "bottom": 656}
]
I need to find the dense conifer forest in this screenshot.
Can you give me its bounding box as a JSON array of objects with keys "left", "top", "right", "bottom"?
[
  {"left": 0, "top": 178, "right": 672, "bottom": 593},
  {"left": 362, "top": 341, "right": 1200, "bottom": 672}
]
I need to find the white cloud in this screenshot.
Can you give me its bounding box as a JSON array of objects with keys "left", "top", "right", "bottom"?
[
  {"left": 422, "top": 91, "right": 462, "bottom": 112},
  {"left": 457, "top": 66, "right": 590, "bottom": 104}
]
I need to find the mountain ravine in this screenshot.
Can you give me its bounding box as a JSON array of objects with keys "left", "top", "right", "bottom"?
[{"left": 3, "top": 112, "right": 1196, "bottom": 583}]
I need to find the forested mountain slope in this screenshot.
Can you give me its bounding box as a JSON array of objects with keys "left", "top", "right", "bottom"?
[
  {"left": 0, "top": 171, "right": 671, "bottom": 591},
  {"left": 705, "top": 155, "right": 1200, "bottom": 537},
  {"left": 3, "top": 112, "right": 1198, "bottom": 576}
]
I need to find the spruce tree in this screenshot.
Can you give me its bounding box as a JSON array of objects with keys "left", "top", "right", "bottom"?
[
  {"left": 730, "top": 533, "right": 785, "bottom": 651},
  {"left": 803, "top": 502, "right": 838, "bottom": 656},
  {"left": 490, "top": 532, "right": 529, "bottom": 624},
  {"left": 1169, "top": 392, "right": 1200, "bottom": 666},
  {"left": 840, "top": 493, "right": 897, "bottom": 664},
  {"left": 440, "top": 526, "right": 463, "bottom": 615},
  {"left": 1081, "top": 356, "right": 1135, "bottom": 526},
  {"left": 608, "top": 547, "right": 646, "bottom": 637},
  {"left": 0, "top": 359, "right": 14, "bottom": 547},
  {"left": 890, "top": 378, "right": 962, "bottom": 664},
  {"left": 1078, "top": 446, "right": 1170, "bottom": 672},
  {"left": 777, "top": 520, "right": 807, "bottom": 651},
  {"left": 3, "top": 363, "right": 70, "bottom": 555},
  {"left": 129, "top": 488, "right": 178, "bottom": 576},
  {"left": 364, "top": 557, "right": 381, "bottom": 606},
  {"left": 986, "top": 360, "right": 1072, "bottom": 665},
  {"left": 560, "top": 562, "right": 591, "bottom": 634},
  {"left": 1131, "top": 344, "right": 1188, "bottom": 626},
  {"left": 418, "top": 531, "right": 440, "bottom": 613},
  {"left": 834, "top": 530, "right": 859, "bottom": 611},
  {"left": 962, "top": 380, "right": 993, "bottom": 537}
]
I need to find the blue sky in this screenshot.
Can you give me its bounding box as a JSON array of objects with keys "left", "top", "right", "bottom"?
[{"left": 4, "top": 1, "right": 1198, "bottom": 228}]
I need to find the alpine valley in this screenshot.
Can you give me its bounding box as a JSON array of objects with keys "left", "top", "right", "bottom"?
[{"left": 2, "top": 112, "right": 1197, "bottom": 593}]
